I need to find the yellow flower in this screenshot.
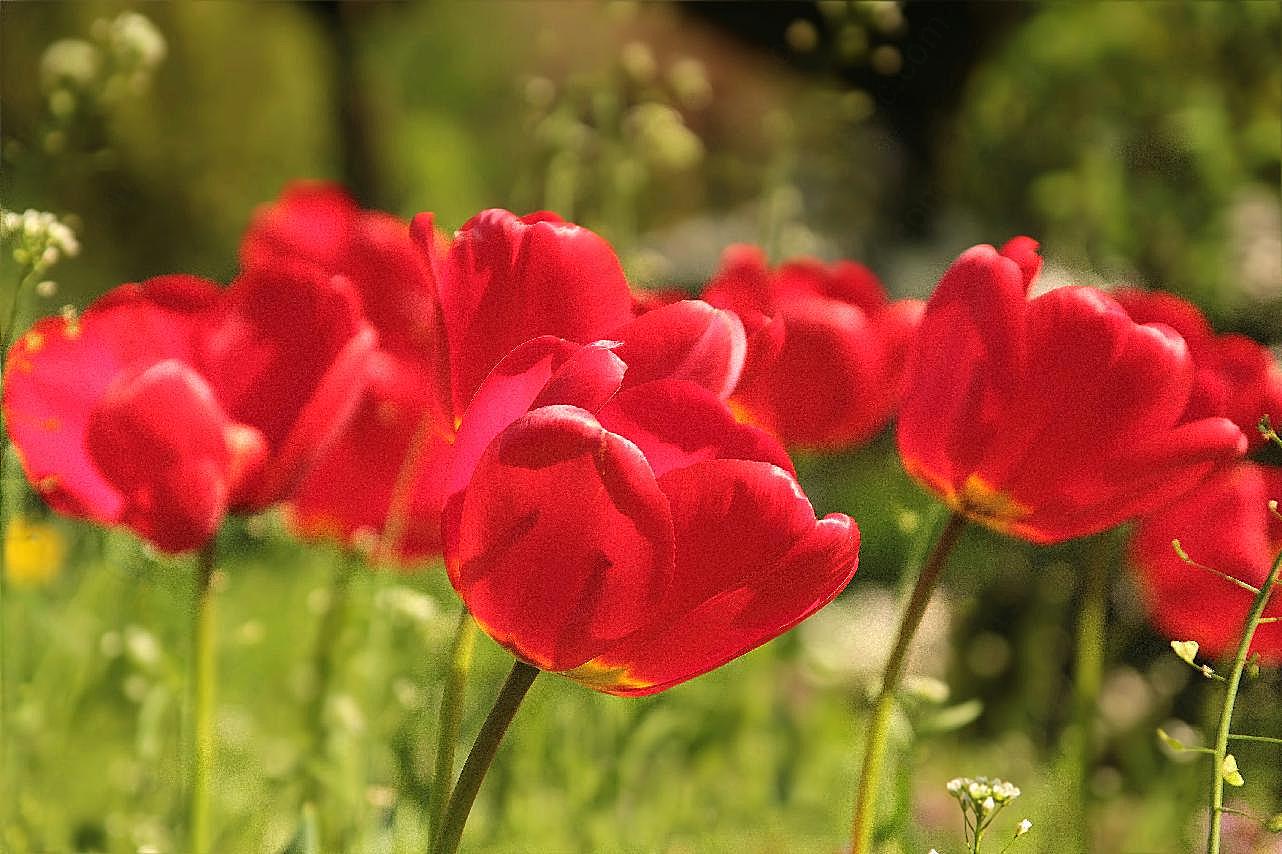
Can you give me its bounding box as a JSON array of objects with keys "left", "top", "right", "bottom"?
[{"left": 5, "top": 517, "right": 66, "bottom": 588}]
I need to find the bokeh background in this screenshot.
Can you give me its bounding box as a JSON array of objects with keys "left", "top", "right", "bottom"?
[{"left": 1, "top": 2, "right": 1280, "bottom": 852}]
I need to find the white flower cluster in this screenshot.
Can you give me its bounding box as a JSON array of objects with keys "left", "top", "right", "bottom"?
[
  {"left": 39, "top": 11, "right": 166, "bottom": 117},
  {"left": 0, "top": 209, "right": 80, "bottom": 277},
  {"left": 943, "top": 776, "right": 1031, "bottom": 851}
]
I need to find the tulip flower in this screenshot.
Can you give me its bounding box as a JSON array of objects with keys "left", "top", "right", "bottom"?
[
  {"left": 248, "top": 193, "right": 640, "bottom": 562},
  {"left": 896, "top": 238, "right": 1247, "bottom": 545},
  {"left": 1130, "top": 462, "right": 1282, "bottom": 663},
  {"left": 241, "top": 184, "right": 453, "bottom": 557},
  {"left": 851, "top": 237, "right": 1248, "bottom": 854},
  {"left": 431, "top": 302, "right": 861, "bottom": 854},
  {"left": 439, "top": 300, "right": 861, "bottom": 695},
  {"left": 1112, "top": 288, "right": 1282, "bottom": 451},
  {"left": 703, "top": 244, "right": 923, "bottom": 450},
  {"left": 2, "top": 270, "right": 376, "bottom": 553}
]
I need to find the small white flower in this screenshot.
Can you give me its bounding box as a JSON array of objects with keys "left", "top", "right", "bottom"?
[{"left": 1015, "top": 818, "right": 1032, "bottom": 837}]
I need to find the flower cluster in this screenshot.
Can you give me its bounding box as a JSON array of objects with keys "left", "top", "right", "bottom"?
[
  {"left": 3, "top": 181, "right": 1277, "bottom": 701},
  {"left": 943, "top": 776, "right": 1030, "bottom": 851},
  {"left": 1, "top": 208, "right": 80, "bottom": 276}
]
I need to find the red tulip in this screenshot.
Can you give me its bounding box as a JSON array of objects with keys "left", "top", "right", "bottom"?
[
  {"left": 254, "top": 198, "right": 641, "bottom": 562},
  {"left": 1130, "top": 462, "right": 1282, "bottom": 663},
  {"left": 3, "top": 271, "right": 376, "bottom": 552},
  {"left": 703, "top": 245, "right": 923, "bottom": 450},
  {"left": 241, "top": 184, "right": 453, "bottom": 557},
  {"left": 1112, "top": 289, "right": 1282, "bottom": 450},
  {"left": 441, "top": 302, "right": 861, "bottom": 695},
  {"left": 896, "top": 238, "right": 1247, "bottom": 544}
]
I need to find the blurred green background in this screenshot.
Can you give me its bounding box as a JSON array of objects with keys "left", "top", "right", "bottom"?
[{"left": 1, "top": 2, "right": 1280, "bottom": 852}]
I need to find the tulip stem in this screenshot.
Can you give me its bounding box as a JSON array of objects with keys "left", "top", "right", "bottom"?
[
  {"left": 429, "top": 609, "right": 479, "bottom": 847},
  {"left": 189, "top": 542, "right": 219, "bottom": 854},
  {"left": 302, "top": 552, "right": 358, "bottom": 825},
  {"left": 1207, "top": 545, "right": 1281, "bottom": 854},
  {"left": 850, "top": 511, "right": 966, "bottom": 854},
  {"left": 1064, "top": 531, "right": 1115, "bottom": 852},
  {"left": 431, "top": 658, "right": 539, "bottom": 854}
]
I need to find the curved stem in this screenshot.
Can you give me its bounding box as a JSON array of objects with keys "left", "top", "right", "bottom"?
[
  {"left": 850, "top": 511, "right": 966, "bottom": 854},
  {"left": 429, "top": 609, "right": 478, "bottom": 846},
  {"left": 1207, "top": 546, "right": 1281, "bottom": 854},
  {"left": 189, "top": 543, "right": 219, "bottom": 854},
  {"left": 431, "top": 659, "right": 539, "bottom": 854}
]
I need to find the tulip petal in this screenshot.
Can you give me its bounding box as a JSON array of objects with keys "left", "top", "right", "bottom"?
[
  {"left": 581, "top": 460, "right": 859, "bottom": 695},
  {"left": 898, "top": 244, "right": 1028, "bottom": 487},
  {"left": 437, "top": 210, "right": 634, "bottom": 411},
  {"left": 445, "top": 337, "right": 626, "bottom": 499},
  {"left": 86, "top": 360, "right": 261, "bottom": 553},
  {"left": 1131, "top": 463, "right": 1282, "bottom": 663},
  {"left": 596, "top": 379, "right": 794, "bottom": 479},
  {"left": 288, "top": 352, "right": 449, "bottom": 560},
  {"left": 610, "top": 300, "right": 746, "bottom": 399},
  {"left": 201, "top": 267, "right": 377, "bottom": 508},
  {"left": 449, "top": 405, "right": 675, "bottom": 671}
]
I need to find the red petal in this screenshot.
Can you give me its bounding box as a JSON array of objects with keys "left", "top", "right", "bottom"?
[
  {"left": 583, "top": 460, "right": 859, "bottom": 695},
  {"left": 449, "top": 405, "right": 675, "bottom": 671},
  {"left": 86, "top": 360, "right": 259, "bottom": 552},
  {"left": 201, "top": 267, "right": 377, "bottom": 508},
  {"left": 445, "top": 337, "right": 626, "bottom": 499},
  {"left": 3, "top": 277, "right": 220, "bottom": 527},
  {"left": 1131, "top": 463, "right": 1282, "bottom": 663},
  {"left": 897, "top": 244, "right": 1028, "bottom": 491},
  {"left": 999, "top": 236, "right": 1042, "bottom": 291},
  {"left": 240, "top": 181, "right": 359, "bottom": 273},
  {"left": 596, "top": 379, "right": 794, "bottom": 479},
  {"left": 436, "top": 209, "right": 634, "bottom": 412},
  {"left": 610, "top": 300, "right": 746, "bottom": 399},
  {"left": 288, "top": 352, "right": 450, "bottom": 561}
]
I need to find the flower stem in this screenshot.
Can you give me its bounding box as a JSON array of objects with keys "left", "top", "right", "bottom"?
[
  {"left": 431, "top": 659, "right": 539, "bottom": 854},
  {"left": 1065, "top": 532, "right": 1114, "bottom": 852},
  {"left": 302, "top": 553, "right": 358, "bottom": 818},
  {"left": 189, "top": 542, "right": 219, "bottom": 854},
  {"left": 429, "top": 609, "right": 478, "bottom": 847},
  {"left": 850, "top": 511, "right": 966, "bottom": 854},
  {"left": 1207, "top": 546, "right": 1281, "bottom": 854},
  {"left": 0, "top": 263, "right": 39, "bottom": 813}
]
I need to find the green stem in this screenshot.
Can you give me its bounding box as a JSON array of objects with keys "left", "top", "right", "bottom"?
[
  {"left": 429, "top": 609, "right": 478, "bottom": 847},
  {"left": 1066, "top": 533, "right": 1113, "bottom": 851},
  {"left": 302, "top": 554, "right": 357, "bottom": 812},
  {"left": 189, "top": 543, "right": 219, "bottom": 854},
  {"left": 850, "top": 512, "right": 966, "bottom": 854},
  {"left": 0, "top": 264, "right": 38, "bottom": 811},
  {"left": 1227, "top": 733, "right": 1282, "bottom": 745},
  {"left": 1207, "top": 546, "right": 1281, "bottom": 854},
  {"left": 431, "top": 659, "right": 539, "bottom": 854}
]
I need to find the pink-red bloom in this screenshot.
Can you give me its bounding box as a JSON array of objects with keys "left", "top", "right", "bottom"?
[
  {"left": 1112, "top": 289, "right": 1282, "bottom": 450},
  {"left": 897, "top": 237, "right": 1247, "bottom": 544},
  {"left": 441, "top": 301, "right": 861, "bottom": 695},
  {"left": 1130, "top": 462, "right": 1282, "bottom": 663},
  {"left": 703, "top": 245, "right": 922, "bottom": 450},
  {"left": 3, "top": 271, "right": 376, "bottom": 552},
  {"left": 244, "top": 190, "right": 641, "bottom": 562}
]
